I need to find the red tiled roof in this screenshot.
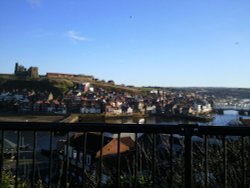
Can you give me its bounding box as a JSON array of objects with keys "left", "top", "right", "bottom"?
[
  {"left": 96, "top": 137, "right": 135, "bottom": 158},
  {"left": 120, "top": 137, "right": 135, "bottom": 148}
]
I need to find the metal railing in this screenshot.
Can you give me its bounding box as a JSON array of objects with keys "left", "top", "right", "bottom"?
[{"left": 0, "top": 122, "right": 250, "bottom": 188}]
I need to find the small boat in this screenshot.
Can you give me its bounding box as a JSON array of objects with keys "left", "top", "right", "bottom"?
[{"left": 138, "top": 118, "right": 145, "bottom": 124}]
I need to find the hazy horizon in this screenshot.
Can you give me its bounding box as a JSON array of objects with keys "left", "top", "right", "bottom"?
[{"left": 1, "top": 0, "right": 250, "bottom": 88}]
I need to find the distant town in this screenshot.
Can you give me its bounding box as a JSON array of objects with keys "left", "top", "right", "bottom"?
[
  {"left": 1, "top": 63, "right": 250, "bottom": 187},
  {"left": 1, "top": 63, "right": 250, "bottom": 122}
]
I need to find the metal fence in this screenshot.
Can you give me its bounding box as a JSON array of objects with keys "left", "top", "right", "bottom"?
[{"left": 0, "top": 122, "right": 250, "bottom": 188}]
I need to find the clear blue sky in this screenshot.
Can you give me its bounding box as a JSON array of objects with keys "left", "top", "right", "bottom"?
[{"left": 1, "top": 0, "right": 250, "bottom": 88}]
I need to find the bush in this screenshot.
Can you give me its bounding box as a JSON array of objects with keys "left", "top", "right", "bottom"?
[{"left": 1, "top": 169, "right": 46, "bottom": 188}]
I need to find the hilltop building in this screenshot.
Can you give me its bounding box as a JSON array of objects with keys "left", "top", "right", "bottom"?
[
  {"left": 46, "top": 72, "right": 75, "bottom": 79},
  {"left": 46, "top": 72, "right": 94, "bottom": 81},
  {"left": 14, "top": 63, "right": 39, "bottom": 78}
]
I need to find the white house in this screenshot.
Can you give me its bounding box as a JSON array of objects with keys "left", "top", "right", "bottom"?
[{"left": 127, "top": 107, "right": 133, "bottom": 114}]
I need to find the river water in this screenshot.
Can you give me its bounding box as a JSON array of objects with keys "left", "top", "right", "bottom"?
[{"left": 105, "top": 110, "right": 250, "bottom": 126}]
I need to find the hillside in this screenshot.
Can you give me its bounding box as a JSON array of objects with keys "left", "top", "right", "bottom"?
[
  {"left": 61, "top": 76, "right": 145, "bottom": 94},
  {"left": 0, "top": 75, "right": 146, "bottom": 96},
  {"left": 0, "top": 76, "right": 74, "bottom": 97}
]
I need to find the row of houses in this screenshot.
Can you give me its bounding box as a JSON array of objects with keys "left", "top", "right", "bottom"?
[
  {"left": 0, "top": 90, "right": 66, "bottom": 114},
  {"left": 0, "top": 82, "right": 214, "bottom": 116}
]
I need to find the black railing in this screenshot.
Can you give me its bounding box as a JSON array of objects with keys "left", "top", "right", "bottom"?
[{"left": 0, "top": 122, "right": 250, "bottom": 188}]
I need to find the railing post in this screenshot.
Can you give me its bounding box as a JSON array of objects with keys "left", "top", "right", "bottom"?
[
  {"left": 241, "top": 136, "right": 246, "bottom": 188},
  {"left": 152, "top": 133, "right": 156, "bottom": 188},
  {"left": 15, "top": 131, "right": 21, "bottom": 188},
  {"left": 82, "top": 132, "right": 87, "bottom": 188},
  {"left": 31, "top": 131, "right": 37, "bottom": 188},
  {"left": 184, "top": 125, "right": 196, "bottom": 188},
  {"left": 204, "top": 135, "right": 208, "bottom": 188},
  {"left": 116, "top": 133, "right": 121, "bottom": 188},
  {"left": 0, "top": 131, "right": 4, "bottom": 185},
  {"left": 223, "top": 136, "right": 227, "bottom": 188},
  {"left": 48, "top": 131, "right": 54, "bottom": 188},
  {"left": 64, "top": 132, "right": 70, "bottom": 188},
  {"left": 170, "top": 134, "right": 173, "bottom": 188},
  {"left": 134, "top": 133, "right": 138, "bottom": 188},
  {"left": 98, "top": 132, "right": 104, "bottom": 188}
]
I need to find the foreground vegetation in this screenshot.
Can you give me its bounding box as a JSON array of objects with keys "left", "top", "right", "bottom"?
[
  {"left": 2, "top": 133, "right": 249, "bottom": 188},
  {"left": 2, "top": 168, "right": 45, "bottom": 188}
]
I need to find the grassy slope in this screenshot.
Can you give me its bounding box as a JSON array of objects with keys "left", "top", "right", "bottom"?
[
  {"left": 0, "top": 76, "right": 74, "bottom": 97},
  {"left": 0, "top": 75, "right": 146, "bottom": 96},
  {"left": 63, "top": 76, "right": 145, "bottom": 94}
]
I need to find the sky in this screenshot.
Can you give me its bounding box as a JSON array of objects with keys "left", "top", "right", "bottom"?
[{"left": 0, "top": 0, "right": 250, "bottom": 88}]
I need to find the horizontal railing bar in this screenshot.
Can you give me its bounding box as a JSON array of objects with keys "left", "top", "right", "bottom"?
[
  {"left": 1, "top": 122, "right": 250, "bottom": 136},
  {"left": 197, "top": 126, "right": 250, "bottom": 136},
  {"left": 0, "top": 122, "right": 187, "bottom": 133},
  {"left": 0, "top": 131, "right": 4, "bottom": 185}
]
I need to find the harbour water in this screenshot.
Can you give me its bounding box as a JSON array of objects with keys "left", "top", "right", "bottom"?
[{"left": 105, "top": 110, "right": 250, "bottom": 126}]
